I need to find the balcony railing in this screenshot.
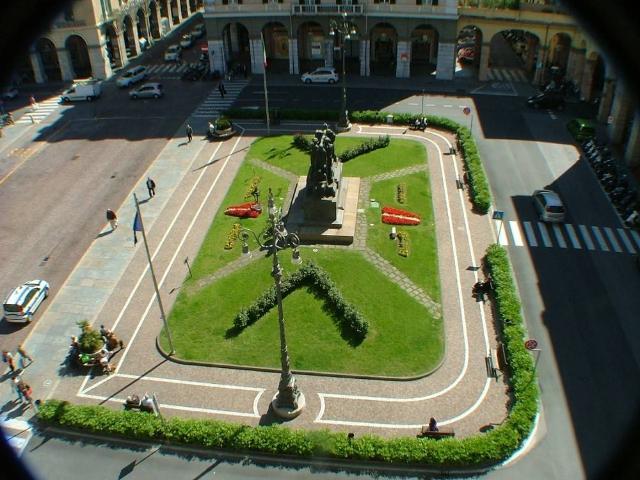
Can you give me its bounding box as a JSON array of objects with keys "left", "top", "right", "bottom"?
[
  {"left": 291, "top": 4, "right": 364, "bottom": 15},
  {"left": 205, "top": 2, "right": 289, "bottom": 14},
  {"left": 366, "top": 3, "right": 455, "bottom": 15}
]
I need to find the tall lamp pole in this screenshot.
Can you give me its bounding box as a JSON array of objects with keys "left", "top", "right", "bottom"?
[
  {"left": 240, "top": 189, "right": 305, "bottom": 419},
  {"left": 330, "top": 12, "right": 356, "bottom": 131}
]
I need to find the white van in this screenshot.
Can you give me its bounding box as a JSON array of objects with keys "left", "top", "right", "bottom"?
[{"left": 61, "top": 79, "right": 102, "bottom": 102}]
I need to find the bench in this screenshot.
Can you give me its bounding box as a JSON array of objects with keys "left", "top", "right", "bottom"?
[
  {"left": 417, "top": 426, "right": 455, "bottom": 439},
  {"left": 486, "top": 347, "right": 501, "bottom": 379}
]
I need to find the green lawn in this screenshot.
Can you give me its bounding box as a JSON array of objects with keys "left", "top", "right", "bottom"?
[
  {"left": 366, "top": 172, "right": 440, "bottom": 302},
  {"left": 247, "top": 135, "right": 426, "bottom": 178},
  {"left": 185, "top": 161, "right": 292, "bottom": 283},
  {"left": 162, "top": 249, "right": 443, "bottom": 377}
]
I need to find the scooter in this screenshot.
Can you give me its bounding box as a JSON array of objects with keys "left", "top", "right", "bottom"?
[{"left": 124, "top": 393, "right": 156, "bottom": 413}]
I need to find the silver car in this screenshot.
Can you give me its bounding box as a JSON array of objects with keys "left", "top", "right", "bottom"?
[
  {"left": 532, "top": 189, "right": 566, "bottom": 223},
  {"left": 129, "top": 83, "right": 163, "bottom": 100},
  {"left": 116, "top": 66, "right": 148, "bottom": 88},
  {"left": 300, "top": 68, "right": 339, "bottom": 84}
]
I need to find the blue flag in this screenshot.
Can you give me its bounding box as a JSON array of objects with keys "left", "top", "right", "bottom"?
[{"left": 133, "top": 211, "right": 143, "bottom": 245}]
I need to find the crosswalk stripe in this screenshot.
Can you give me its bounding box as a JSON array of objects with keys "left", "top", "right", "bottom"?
[
  {"left": 617, "top": 228, "right": 636, "bottom": 254},
  {"left": 564, "top": 224, "right": 582, "bottom": 249},
  {"left": 537, "top": 222, "right": 552, "bottom": 247},
  {"left": 591, "top": 226, "right": 609, "bottom": 251},
  {"left": 552, "top": 224, "right": 567, "bottom": 248},
  {"left": 630, "top": 230, "right": 640, "bottom": 250},
  {"left": 523, "top": 221, "right": 537, "bottom": 247},
  {"left": 578, "top": 225, "right": 595, "bottom": 250},
  {"left": 496, "top": 219, "right": 508, "bottom": 245},
  {"left": 604, "top": 227, "right": 622, "bottom": 253},
  {"left": 509, "top": 220, "right": 524, "bottom": 246}
]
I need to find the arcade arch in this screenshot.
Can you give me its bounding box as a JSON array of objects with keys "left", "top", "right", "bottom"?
[
  {"left": 36, "top": 38, "right": 62, "bottom": 82},
  {"left": 263, "top": 22, "right": 289, "bottom": 74},
  {"left": 222, "top": 22, "right": 250, "bottom": 71},
  {"left": 123, "top": 15, "right": 138, "bottom": 58},
  {"left": 148, "top": 1, "right": 161, "bottom": 39},
  {"left": 104, "top": 24, "right": 123, "bottom": 69},
  {"left": 65, "top": 35, "right": 92, "bottom": 78},
  {"left": 297, "top": 22, "right": 325, "bottom": 73},
  {"left": 411, "top": 24, "right": 439, "bottom": 77},
  {"left": 370, "top": 23, "right": 397, "bottom": 76}
]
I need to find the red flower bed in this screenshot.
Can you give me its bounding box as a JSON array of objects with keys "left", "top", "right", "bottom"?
[
  {"left": 381, "top": 206, "right": 421, "bottom": 225},
  {"left": 224, "top": 202, "right": 262, "bottom": 218}
]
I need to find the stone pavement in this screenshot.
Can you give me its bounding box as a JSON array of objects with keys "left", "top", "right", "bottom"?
[{"left": 1, "top": 117, "right": 511, "bottom": 444}]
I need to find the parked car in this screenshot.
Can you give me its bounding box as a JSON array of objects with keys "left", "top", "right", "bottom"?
[
  {"left": 532, "top": 189, "right": 566, "bottom": 223},
  {"left": 116, "top": 66, "right": 148, "bottom": 88},
  {"left": 129, "top": 82, "right": 163, "bottom": 100},
  {"left": 2, "top": 279, "right": 49, "bottom": 323},
  {"left": 1, "top": 86, "right": 19, "bottom": 100},
  {"left": 527, "top": 92, "right": 565, "bottom": 110},
  {"left": 567, "top": 118, "right": 596, "bottom": 142},
  {"left": 164, "top": 44, "right": 181, "bottom": 62},
  {"left": 301, "top": 68, "right": 339, "bottom": 84},
  {"left": 180, "top": 34, "right": 193, "bottom": 49}
]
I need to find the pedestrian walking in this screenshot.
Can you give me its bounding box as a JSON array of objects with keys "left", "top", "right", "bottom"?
[
  {"left": 106, "top": 331, "right": 125, "bottom": 351},
  {"left": 186, "top": 123, "right": 193, "bottom": 142},
  {"left": 29, "top": 94, "right": 38, "bottom": 111},
  {"left": 6, "top": 112, "right": 14, "bottom": 125},
  {"left": 12, "top": 376, "right": 25, "bottom": 403},
  {"left": 17, "top": 344, "right": 33, "bottom": 369},
  {"left": 146, "top": 177, "right": 156, "bottom": 198},
  {"left": 2, "top": 350, "right": 16, "bottom": 372},
  {"left": 242, "top": 64, "right": 247, "bottom": 79},
  {"left": 218, "top": 81, "right": 226, "bottom": 98},
  {"left": 106, "top": 209, "right": 118, "bottom": 230},
  {"left": 21, "top": 381, "right": 34, "bottom": 408}
]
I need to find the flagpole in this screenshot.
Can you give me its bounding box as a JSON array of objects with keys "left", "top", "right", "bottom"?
[
  {"left": 134, "top": 193, "right": 175, "bottom": 355},
  {"left": 261, "top": 34, "right": 270, "bottom": 135}
]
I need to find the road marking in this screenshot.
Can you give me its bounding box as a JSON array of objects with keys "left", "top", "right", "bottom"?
[
  {"left": 617, "top": 228, "right": 636, "bottom": 254},
  {"left": 630, "top": 230, "right": 640, "bottom": 250},
  {"left": 495, "top": 219, "right": 508, "bottom": 245},
  {"left": 552, "top": 224, "right": 567, "bottom": 248},
  {"left": 591, "top": 226, "right": 609, "bottom": 251},
  {"left": 604, "top": 227, "right": 622, "bottom": 253},
  {"left": 509, "top": 220, "right": 524, "bottom": 246},
  {"left": 523, "top": 221, "right": 537, "bottom": 247},
  {"left": 579, "top": 224, "right": 595, "bottom": 250},
  {"left": 564, "top": 224, "right": 582, "bottom": 249},
  {"left": 537, "top": 222, "right": 552, "bottom": 247}
]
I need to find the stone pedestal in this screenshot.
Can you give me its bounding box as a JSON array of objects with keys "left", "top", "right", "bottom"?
[{"left": 287, "top": 176, "right": 360, "bottom": 244}]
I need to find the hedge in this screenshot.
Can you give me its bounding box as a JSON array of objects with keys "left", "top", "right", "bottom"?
[
  {"left": 38, "top": 243, "right": 538, "bottom": 469},
  {"left": 224, "top": 108, "right": 492, "bottom": 214},
  {"left": 234, "top": 261, "right": 369, "bottom": 342}
]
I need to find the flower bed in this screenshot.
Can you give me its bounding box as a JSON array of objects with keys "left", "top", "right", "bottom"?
[
  {"left": 381, "top": 206, "right": 421, "bottom": 226},
  {"left": 224, "top": 202, "right": 262, "bottom": 219}
]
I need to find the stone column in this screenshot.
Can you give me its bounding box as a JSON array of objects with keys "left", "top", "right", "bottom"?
[
  {"left": 57, "top": 48, "right": 75, "bottom": 81},
  {"left": 176, "top": 0, "right": 184, "bottom": 24},
  {"left": 250, "top": 38, "right": 265, "bottom": 74},
  {"left": 435, "top": 42, "right": 455, "bottom": 80},
  {"left": 209, "top": 39, "right": 225, "bottom": 73},
  {"left": 289, "top": 38, "right": 299, "bottom": 74},
  {"left": 116, "top": 27, "right": 129, "bottom": 66},
  {"left": 185, "top": 0, "right": 192, "bottom": 17},
  {"left": 478, "top": 42, "right": 490, "bottom": 81},
  {"left": 580, "top": 57, "right": 596, "bottom": 102},
  {"left": 606, "top": 83, "right": 633, "bottom": 144},
  {"left": 29, "top": 51, "right": 47, "bottom": 84},
  {"left": 624, "top": 111, "right": 640, "bottom": 170},
  {"left": 324, "top": 39, "right": 334, "bottom": 68},
  {"left": 597, "top": 76, "right": 616, "bottom": 123},
  {"left": 395, "top": 40, "right": 410, "bottom": 78},
  {"left": 359, "top": 39, "right": 369, "bottom": 76},
  {"left": 165, "top": 0, "right": 175, "bottom": 28},
  {"left": 89, "top": 44, "right": 112, "bottom": 80}
]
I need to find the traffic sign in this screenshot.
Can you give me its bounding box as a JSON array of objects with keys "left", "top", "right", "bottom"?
[
  {"left": 525, "top": 339, "right": 538, "bottom": 350},
  {"left": 492, "top": 210, "right": 505, "bottom": 220},
  {"left": 463, "top": 106, "right": 471, "bottom": 116}
]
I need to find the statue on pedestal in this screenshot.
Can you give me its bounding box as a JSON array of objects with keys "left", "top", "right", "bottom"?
[{"left": 306, "top": 125, "right": 340, "bottom": 198}]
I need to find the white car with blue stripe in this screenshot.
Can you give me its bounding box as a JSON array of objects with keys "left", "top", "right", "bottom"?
[{"left": 2, "top": 279, "right": 49, "bottom": 323}]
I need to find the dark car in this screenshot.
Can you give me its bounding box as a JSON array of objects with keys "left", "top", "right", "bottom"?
[
  {"left": 181, "top": 64, "right": 207, "bottom": 81},
  {"left": 526, "top": 92, "right": 565, "bottom": 110}
]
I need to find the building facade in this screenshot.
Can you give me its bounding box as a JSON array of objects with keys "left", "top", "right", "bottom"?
[{"left": 18, "top": 0, "right": 203, "bottom": 84}]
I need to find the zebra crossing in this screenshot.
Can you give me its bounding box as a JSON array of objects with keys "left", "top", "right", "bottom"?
[
  {"left": 496, "top": 219, "right": 640, "bottom": 255},
  {"left": 143, "top": 62, "right": 202, "bottom": 78},
  {"left": 486, "top": 68, "right": 529, "bottom": 83},
  {"left": 191, "top": 80, "right": 248, "bottom": 119},
  {"left": 15, "top": 99, "right": 63, "bottom": 125}
]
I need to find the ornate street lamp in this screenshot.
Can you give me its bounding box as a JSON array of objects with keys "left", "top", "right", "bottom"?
[
  {"left": 240, "top": 189, "right": 305, "bottom": 419},
  {"left": 330, "top": 12, "right": 357, "bottom": 131}
]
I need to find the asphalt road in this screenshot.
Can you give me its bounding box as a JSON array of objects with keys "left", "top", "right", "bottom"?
[{"left": 19, "top": 430, "right": 402, "bottom": 480}]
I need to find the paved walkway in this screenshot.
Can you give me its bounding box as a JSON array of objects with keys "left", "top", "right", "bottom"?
[{"left": 1, "top": 115, "right": 508, "bottom": 445}]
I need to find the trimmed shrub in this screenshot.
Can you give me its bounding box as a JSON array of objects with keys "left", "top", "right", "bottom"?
[
  {"left": 233, "top": 261, "right": 369, "bottom": 341},
  {"left": 339, "top": 135, "right": 390, "bottom": 162},
  {"left": 76, "top": 320, "right": 103, "bottom": 354},
  {"left": 293, "top": 133, "right": 313, "bottom": 152}
]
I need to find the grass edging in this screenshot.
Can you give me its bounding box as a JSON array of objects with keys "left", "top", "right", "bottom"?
[
  {"left": 224, "top": 108, "right": 492, "bottom": 214},
  {"left": 38, "top": 246, "right": 537, "bottom": 469}
]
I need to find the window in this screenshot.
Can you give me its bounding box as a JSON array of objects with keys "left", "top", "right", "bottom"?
[{"left": 64, "top": 6, "right": 74, "bottom": 21}]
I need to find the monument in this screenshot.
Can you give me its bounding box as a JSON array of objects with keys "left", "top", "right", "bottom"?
[{"left": 287, "top": 125, "right": 360, "bottom": 244}]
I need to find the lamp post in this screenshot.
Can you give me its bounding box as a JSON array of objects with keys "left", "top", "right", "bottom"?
[
  {"left": 240, "top": 189, "right": 305, "bottom": 419},
  {"left": 330, "top": 12, "right": 357, "bottom": 131}
]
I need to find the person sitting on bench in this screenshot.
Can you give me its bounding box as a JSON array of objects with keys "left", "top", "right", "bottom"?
[{"left": 428, "top": 417, "right": 439, "bottom": 432}]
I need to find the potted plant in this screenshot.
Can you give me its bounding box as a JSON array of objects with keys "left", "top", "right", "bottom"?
[
  {"left": 76, "top": 320, "right": 104, "bottom": 354},
  {"left": 208, "top": 116, "right": 236, "bottom": 141}
]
